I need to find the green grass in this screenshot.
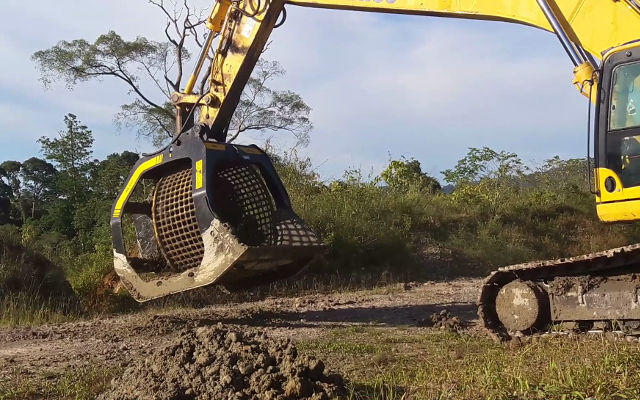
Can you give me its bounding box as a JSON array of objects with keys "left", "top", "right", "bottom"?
[
  {"left": 0, "top": 292, "right": 80, "bottom": 327},
  {"left": 0, "top": 365, "right": 121, "bottom": 400},
  {"left": 3, "top": 327, "right": 638, "bottom": 400},
  {"left": 299, "top": 327, "right": 640, "bottom": 400},
  {"left": 0, "top": 226, "right": 82, "bottom": 326},
  {"left": 6, "top": 153, "right": 640, "bottom": 315}
]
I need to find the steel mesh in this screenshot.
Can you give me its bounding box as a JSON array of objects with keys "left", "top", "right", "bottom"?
[
  {"left": 275, "top": 218, "right": 320, "bottom": 246},
  {"left": 152, "top": 162, "right": 320, "bottom": 271},
  {"left": 153, "top": 168, "right": 204, "bottom": 271},
  {"left": 215, "top": 164, "right": 277, "bottom": 246}
]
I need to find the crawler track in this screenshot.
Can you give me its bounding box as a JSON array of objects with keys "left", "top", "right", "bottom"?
[{"left": 478, "top": 243, "right": 640, "bottom": 340}]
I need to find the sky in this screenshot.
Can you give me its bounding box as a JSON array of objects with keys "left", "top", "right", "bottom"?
[{"left": 0, "top": 0, "right": 589, "bottom": 182}]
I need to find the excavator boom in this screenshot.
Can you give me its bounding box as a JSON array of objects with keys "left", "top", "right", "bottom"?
[{"left": 288, "top": 0, "right": 640, "bottom": 60}]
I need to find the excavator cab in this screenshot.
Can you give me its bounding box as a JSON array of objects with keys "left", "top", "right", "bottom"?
[
  {"left": 110, "top": 131, "right": 324, "bottom": 301},
  {"left": 596, "top": 44, "right": 640, "bottom": 222}
]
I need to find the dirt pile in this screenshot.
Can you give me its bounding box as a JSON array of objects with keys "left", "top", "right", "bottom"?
[
  {"left": 417, "top": 309, "right": 461, "bottom": 331},
  {"left": 98, "top": 324, "right": 347, "bottom": 400}
]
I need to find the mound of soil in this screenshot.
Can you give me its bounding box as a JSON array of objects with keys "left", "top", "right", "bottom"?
[
  {"left": 99, "top": 324, "right": 346, "bottom": 400},
  {"left": 417, "top": 309, "right": 461, "bottom": 331}
]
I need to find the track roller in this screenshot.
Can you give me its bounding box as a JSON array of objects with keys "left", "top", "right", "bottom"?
[{"left": 495, "top": 281, "right": 550, "bottom": 333}]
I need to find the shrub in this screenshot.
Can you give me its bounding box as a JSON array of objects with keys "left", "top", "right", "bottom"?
[{"left": 0, "top": 224, "right": 80, "bottom": 324}]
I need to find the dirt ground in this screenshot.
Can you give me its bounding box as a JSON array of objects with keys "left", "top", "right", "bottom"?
[{"left": 0, "top": 279, "right": 481, "bottom": 394}]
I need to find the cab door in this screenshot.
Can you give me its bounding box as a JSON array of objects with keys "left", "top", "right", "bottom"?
[{"left": 596, "top": 45, "right": 640, "bottom": 222}]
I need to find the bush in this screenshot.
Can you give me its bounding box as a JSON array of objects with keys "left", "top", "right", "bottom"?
[
  {"left": 5, "top": 145, "right": 640, "bottom": 315},
  {"left": 0, "top": 225, "right": 74, "bottom": 299},
  {"left": 0, "top": 224, "right": 80, "bottom": 324},
  {"left": 277, "top": 151, "right": 640, "bottom": 281}
]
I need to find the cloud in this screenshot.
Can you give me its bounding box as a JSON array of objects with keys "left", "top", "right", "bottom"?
[{"left": 0, "top": 1, "right": 176, "bottom": 161}]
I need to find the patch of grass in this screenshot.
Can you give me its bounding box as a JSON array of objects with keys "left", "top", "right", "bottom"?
[
  {"left": 0, "top": 365, "right": 121, "bottom": 400},
  {"left": 0, "top": 230, "right": 82, "bottom": 327},
  {"left": 303, "top": 339, "right": 379, "bottom": 355},
  {"left": 0, "top": 292, "right": 80, "bottom": 327},
  {"left": 300, "top": 328, "right": 640, "bottom": 400}
]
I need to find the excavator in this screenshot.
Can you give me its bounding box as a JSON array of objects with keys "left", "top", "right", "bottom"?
[{"left": 110, "top": 0, "right": 640, "bottom": 339}]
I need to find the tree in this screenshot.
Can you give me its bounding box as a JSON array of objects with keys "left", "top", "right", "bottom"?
[
  {"left": 0, "top": 165, "right": 11, "bottom": 225},
  {"left": 0, "top": 166, "right": 9, "bottom": 197},
  {"left": 539, "top": 156, "right": 587, "bottom": 186},
  {"left": 90, "top": 151, "right": 140, "bottom": 199},
  {"left": 441, "top": 147, "right": 526, "bottom": 186},
  {"left": 0, "top": 159, "right": 58, "bottom": 223},
  {"left": 0, "top": 161, "right": 26, "bottom": 223},
  {"left": 21, "top": 157, "right": 58, "bottom": 219},
  {"left": 1, "top": 161, "right": 22, "bottom": 198},
  {"left": 38, "top": 114, "right": 94, "bottom": 204},
  {"left": 381, "top": 157, "right": 441, "bottom": 193},
  {"left": 0, "top": 197, "right": 9, "bottom": 225},
  {"left": 70, "top": 151, "right": 137, "bottom": 250},
  {"left": 32, "top": 2, "right": 312, "bottom": 147},
  {"left": 39, "top": 114, "right": 93, "bottom": 173},
  {"left": 229, "top": 59, "right": 312, "bottom": 147}
]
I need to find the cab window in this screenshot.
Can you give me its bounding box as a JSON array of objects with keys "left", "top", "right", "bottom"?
[{"left": 610, "top": 62, "right": 640, "bottom": 131}]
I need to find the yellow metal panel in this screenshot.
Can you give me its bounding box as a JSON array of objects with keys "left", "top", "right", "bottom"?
[
  {"left": 286, "top": 0, "right": 640, "bottom": 59},
  {"left": 206, "top": 0, "right": 232, "bottom": 32},
  {"left": 199, "top": 0, "right": 287, "bottom": 131},
  {"left": 113, "top": 155, "right": 164, "bottom": 218},
  {"left": 195, "top": 160, "right": 204, "bottom": 190},
  {"left": 572, "top": 61, "right": 597, "bottom": 102},
  {"left": 603, "top": 41, "right": 640, "bottom": 63},
  {"left": 237, "top": 146, "right": 263, "bottom": 155},
  {"left": 597, "top": 199, "right": 640, "bottom": 222},
  {"left": 595, "top": 167, "right": 640, "bottom": 204},
  {"left": 205, "top": 142, "right": 227, "bottom": 151},
  {"left": 595, "top": 167, "right": 640, "bottom": 222}
]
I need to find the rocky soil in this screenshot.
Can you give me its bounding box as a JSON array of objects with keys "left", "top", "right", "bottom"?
[
  {"left": 99, "top": 325, "right": 346, "bottom": 400},
  {"left": 0, "top": 278, "right": 481, "bottom": 398}
]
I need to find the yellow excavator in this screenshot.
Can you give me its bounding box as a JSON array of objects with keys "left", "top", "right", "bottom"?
[{"left": 110, "top": 0, "right": 640, "bottom": 338}]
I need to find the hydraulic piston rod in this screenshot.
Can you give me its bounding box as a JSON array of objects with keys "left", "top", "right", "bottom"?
[
  {"left": 535, "top": 0, "right": 597, "bottom": 98},
  {"left": 535, "top": 0, "right": 583, "bottom": 67}
]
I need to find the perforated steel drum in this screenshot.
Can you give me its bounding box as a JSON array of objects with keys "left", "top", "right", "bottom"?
[
  {"left": 152, "top": 168, "right": 204, "bottom": 271},
  {"left": 152, "top": 163, "right": 284, "bottom": 271}
]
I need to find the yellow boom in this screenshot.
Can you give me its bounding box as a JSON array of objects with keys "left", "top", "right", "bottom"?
[{"left": 287, "top": 0, "right": 639, "bottom": 59}]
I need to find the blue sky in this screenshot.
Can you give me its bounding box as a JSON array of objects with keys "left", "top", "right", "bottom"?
[{"left": 0, "top": 1, "right": 588, "bottom": 181}]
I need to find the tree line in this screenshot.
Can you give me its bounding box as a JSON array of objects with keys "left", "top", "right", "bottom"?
[{"left": 0, "top": 114, "right": 138, "bottom": 249}]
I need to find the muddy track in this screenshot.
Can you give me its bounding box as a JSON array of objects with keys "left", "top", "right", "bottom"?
[{"left": 0, "top": 279, "right": 481, "bottom": 390}]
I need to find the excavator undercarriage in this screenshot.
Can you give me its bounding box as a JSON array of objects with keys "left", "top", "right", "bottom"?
[{"left": 479, "top": 244, "right": 640, "bottom": 340}]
